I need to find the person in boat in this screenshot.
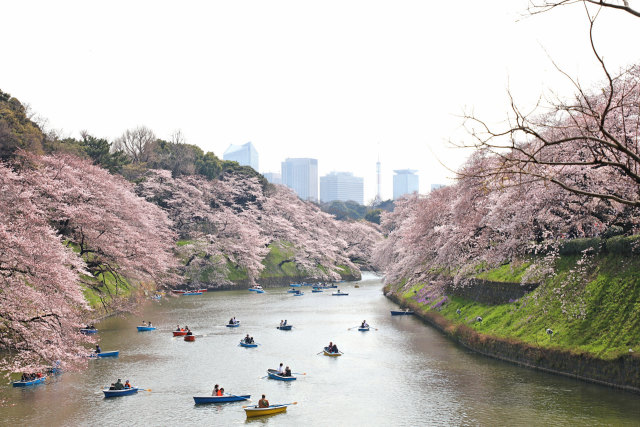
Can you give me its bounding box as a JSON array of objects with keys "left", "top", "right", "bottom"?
[
  {"left": 219, "top": 387, "right": 225, "bottom": 396},
  {"left": 229, "top": 318, "right": 234, "bottom": 325},
  {"left": 176, "top": 324, "right": 181, "bottom": 331},
  {"left": 212, "top": 384, "right": 219, "bottom": 396},
  {"left": 258, "top": 394, "right": 269, "bottom": 408},
  {"left": 327, "top": 341, "right": 333, "bottom": 352},
  {"left": 284, "top": 366, "right": 292, "bottom": 377},
  {"left": 148, "top": 321, "right": 153, "bottom": 327},
  {"left": 113, "top": 379, "right": 124, "bottom": 390},
  {"left": 277, "top": 363, "right": 284, "bottom": 374},
  {"left": 361, "top": 320, "right": 368, "bottom": 328},
  {"left": 186, "top": 329, "right": 193, "bottom": 336},
  {"left": 95, "top": 344, "right": 101, "bottom": 354},
  {"left": 245, "top": 334, "right": 251, "bottom": 343},
  {"left": 283, "top": 319, "right": 287, "bottom": 326},
  {"left": 21, "top": 373, "right": 28, "bottom": 382},
  {"left": 279, "top": 320, "right": 283, "bottom": 327},
  {"left": 142, "top": 320, "right": 147, "bottom": 326},
  {"left": 124, "top": 380, "right": 132, "bottom": 389},
  {"left": 332, "top": 343, "right": 339, "bottom": 353},
  {"left": 233, "top": 317, "right": 237, "bottom": 324},
  {"left": 249, "top": 336, "right": 254, "bottom": 344}
]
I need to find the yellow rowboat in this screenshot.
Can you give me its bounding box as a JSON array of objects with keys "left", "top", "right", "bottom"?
[
  {"left": 323, "top": 347, "right": 343, "bottom": 357},
  {"left": 244, "top": 404, "right": 287, "bottom": 418}
]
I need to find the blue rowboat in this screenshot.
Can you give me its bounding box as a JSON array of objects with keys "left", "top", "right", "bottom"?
[
  {"left": 289, "top": 284, "right": 301, "bottom": 287},
  {"left": 91, "top": 350, "right": 119, "bottom": 358},
  {"left": 267, "top": 369, "right": 296, "bottom": 381},
  {"left": 390, "top": 310, "right": 414, "bottom": 316},
  {"left": 287, "top": 289, "right": 298, "bottom": 293},
  {"left": 256, "top": 290, "right": 265, "bottom": 294},
  {"left": 80, "top": 328, "right": 98, "bottom": 335},
  {"left": 137, "top": 326, "right": 156, "bottom": 331},
  {"left": 193, "top": 394, "right": 251, "bottom": 404},
  {"left": 358, "top": 327, "right": 370, "bottom": 332},
  {"left": 276, "top": 325, "right": 292, "bottom": 330},
  {"left": 226, "top": 322, "right": 240, "bottom": 328},
  {"left": 103, "top": 387, "right": 139, "bottom": 398},
  {"left": 239, "top": 340, "right": 258, "bottom": 348},
  {"left": 327, "top": 285, "right": 338, "bottom": 288},
  {"left": 332, "top": 292, "right": 348, "bottom": 296},
  {"left": 182, "top": 292, "right": 202, "bottom": 296},
  {"left": 293, "top": 291, "right": 304, "bottom": 296},
  {"left": 312, "top": 289, "right": 323, "bottom": 293},
  {"left": 302, "top": 283, "right": 313, "bottom": 286},
  {"left": 12, "top": 377, "right": 46, "bottom": 387}
]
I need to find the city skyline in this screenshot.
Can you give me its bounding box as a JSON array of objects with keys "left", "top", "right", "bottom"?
[{"left": 4, "top": 2, "right": 638, "bottom": 202}]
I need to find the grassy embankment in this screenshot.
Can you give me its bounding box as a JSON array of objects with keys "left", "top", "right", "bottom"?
[
  {"left": 178, "top": 240, "right": 360, "bottom": 286},
  {"left": 390, "top": 238, "right": 640, "bottom": 360}
]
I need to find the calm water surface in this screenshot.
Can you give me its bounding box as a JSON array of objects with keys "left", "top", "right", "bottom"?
[{"left": 2, "top": 273, "right": 639, "bottom": 426}]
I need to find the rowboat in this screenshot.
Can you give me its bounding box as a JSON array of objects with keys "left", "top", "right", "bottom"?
[
  {"left": 226, "top": 322, "right": 240, "bottom": 328},
  {"left": 184, "top": 335, "right": 195, "bottom": 342},
  {"left": 390, "top": 310, "right": 414, "bottom": 316},
  {"left": 197, "top": 289, "right": 207, "bottom": 292},
  {"left": 12, "top": 377, "right": 46, "bottom": 387},
  {"left": 244, "top": 404, "right": 287, "bottom": 418},
  {"left": 276, "top": 325, "right": 292, "bottom": 330},
  {"left": 171, "top": 290, "right": 185, "bottom": 294},
  {"left": 289, "top": 284, "right": 301, "bottom": 287},
  {"left": 358, "top": 326, "right": 370, "bottom": 332},
  {"left": 267, "top": 369, "right": 296, "bottom": 381},
  {"left": 293, "top": 291, "right": 304, "bottom": 296},
  {"left": 182, "top": 292, "right": 202, "bottom": 296},
  {"left": 287, "top": 289, "right": 298, "bottom": 293},
  {"left": 323, "top": 347, "right": 343, "bottom": 357},
  {"left": 332, "top": 292, "right": 348, "bottom": 296},
  {"left": 90, "top": 350, "right": 119, "bottom": 358},
  {"left": 103, "top": 387, "right": 139, "bottom": 398},
  {"left": 239, "top": 340, "right": 257, "bottom": 348},
  {"left": 327, "top": 285, "right": 338, "bottom": 288},
  {"left": 173, "top": 330, "right": 188, "bottom": 336},
  {"left": 137, "top": 326, "right": 156, "bottom": 331},
  {"left": 193, "top": 394, "right": 250, "bottom": 404},
  {"left": 311, "top": 289, "right": 323, "bottom": 293},
  {"left": 249, "top": 285, "right": 264, "bottom": 292},
  {"left": 256, "top": 290, "right": 265, "bottom": 294},
  {"left": 80, "top": 328, "right": 98, "bottom": 335}
]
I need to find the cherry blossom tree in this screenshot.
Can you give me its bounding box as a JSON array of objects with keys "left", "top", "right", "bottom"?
[{"left": 0, "top": 162, "right": 91, "bottom": 373}]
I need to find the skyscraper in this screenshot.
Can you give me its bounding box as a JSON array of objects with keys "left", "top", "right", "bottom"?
[
  {"left": 281, "top": 158, "right": 318, "bottom": 202},
  {"left": 393, "top": 169, "right": 419, "bottom": 200},
  {"left": 263, "top": 172, "right": 282, "bottom": 185},
  {"left": 223, "top": 141, "right": 259, "bottom": 171},
  {"left": 320, "top": 172, "right": 364, "bottom": 205}
]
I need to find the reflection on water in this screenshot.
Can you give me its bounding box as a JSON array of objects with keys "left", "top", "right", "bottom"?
[{"left": 1, "top": 273, "right": 639, "bottom": 426}]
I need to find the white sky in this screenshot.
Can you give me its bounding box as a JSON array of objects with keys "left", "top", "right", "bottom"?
[{"left": 2, "top": 1, "right": 639, "bottom": 202}]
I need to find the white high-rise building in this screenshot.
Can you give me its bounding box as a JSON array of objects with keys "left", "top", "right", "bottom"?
[
  {"left": 281, "top": 158, "right": 318, "bottom": 202},
  {"left": 320, "top": 172, "right": 364, "bottom": 205},
  {"left": 393, "top": 169, "right": 419, "bottom": 200},
  {"left": 223, "top": 141, "right": 259, "bottom": 171},
  {"left": 263, "top": 172, "right": 282, "bottom": 185}
]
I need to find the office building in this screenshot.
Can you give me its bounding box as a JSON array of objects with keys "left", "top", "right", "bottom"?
[
  {"left": 320, "top": 172, "right": 364, "bottom": 205},
  {"left": 281, "top": 158, "right": 318, "bottom": 202},
  {"left": 263, "top": 172, "right": 282, "bottom": 185},
  {"left": 393, "top": 169, "right": 419, "bottom": 200},
  {"left": 223, "top": 141, "right": 259, "bottom": 171}
]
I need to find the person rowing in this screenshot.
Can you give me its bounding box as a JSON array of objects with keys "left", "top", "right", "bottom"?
[
  {"left": 277, "top": 363, "right": 284, "bottom": 374},
  {"left": 284, "top": 366, "right": 292, "bottom": 377},
  {"left": 258, "top": 394, "right": 269, "bottom": 408},
  {"left": 95, "top": 344, "right": 101, "bottom": 354},
  {"left": 361, "top": 320, "right": 369, "bottom": 328}
]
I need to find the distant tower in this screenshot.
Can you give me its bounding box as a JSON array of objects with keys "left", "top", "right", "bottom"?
[{"left": 373, "top": 151, "right": 382, "bottom": 205}]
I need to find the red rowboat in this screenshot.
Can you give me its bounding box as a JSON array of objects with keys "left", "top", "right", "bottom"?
[
  {"left": 173, "top": 330, "right": 187, "bottom": 336},
  {"left": 197, "top": 289, "right": 207, "bottom": 292},
  {"left": 184, "top": 335, "right": 195, "bottom": 342},
  {"left": 171, "top": 290, "right": 186, "bottom": 294}
]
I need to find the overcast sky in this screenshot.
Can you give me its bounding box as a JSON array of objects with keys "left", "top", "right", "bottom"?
[{"left": 3, "top": 1, "right": 639, "bottom": 202}]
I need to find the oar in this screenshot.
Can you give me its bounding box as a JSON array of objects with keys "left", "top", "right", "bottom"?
[
  {"left": 227, "top": 393, "right": 250, "bottom": 401},
  {"left": 291, "top": 372, "right": 306, "bottom": 375}
]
